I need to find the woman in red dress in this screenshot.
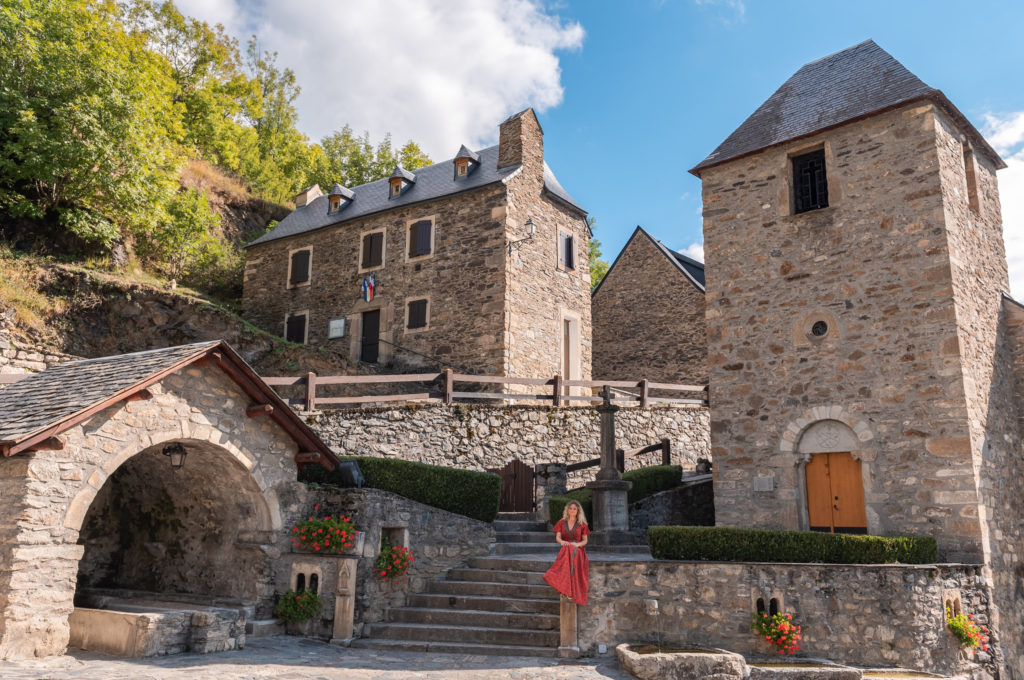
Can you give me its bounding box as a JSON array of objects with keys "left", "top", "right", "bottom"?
[{"left": 543, "top": 500, "right": 590, "bottom": 605}]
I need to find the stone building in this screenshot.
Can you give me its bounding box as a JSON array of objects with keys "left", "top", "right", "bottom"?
[
  {"left": 591, "top": 226, "right": 706, "bottom": 384},
  {"left": 0, "top": 341, "right": 339, "bottom": 659},
  {"left": 692, "top": 40, "right": 1023, "bottom": 675},
  {"left": 242, "top": 109, "right": 592, "bottom": 381}
]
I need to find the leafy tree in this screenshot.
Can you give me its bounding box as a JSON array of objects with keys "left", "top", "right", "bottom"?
[
  {"left": 137, "top": 187, "right": 219, "bottom": 280},
  {"left": 307, "top": 126, "right": 432, "bottom": 190},
  {"left": 0, "top": 0, "right": 182, "bottom": 248},
  {"left": 587, "top": 217, "right": 609, "bottom": 290}
]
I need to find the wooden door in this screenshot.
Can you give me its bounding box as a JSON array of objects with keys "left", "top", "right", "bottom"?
[
  {"left": 361, "top": 310, "right": 380, "bottom": 363},
  {"left": 497, "top": 459, "right": 534, "bottom": 513},
  {"left": 805, "top": 452, "right": 867, "bottom": 534}
]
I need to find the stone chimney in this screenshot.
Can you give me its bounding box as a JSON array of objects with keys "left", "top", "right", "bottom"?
[
  {"left": 294, "top": 184, "right": 323, "bottom": 208},
  {"left": 497, "top": 108, "right": 543, "bottom": 174}
]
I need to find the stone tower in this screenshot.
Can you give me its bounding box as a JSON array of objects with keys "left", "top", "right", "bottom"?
[{"left": 690, "top": 40, "right": 1009, "bottom": 565}]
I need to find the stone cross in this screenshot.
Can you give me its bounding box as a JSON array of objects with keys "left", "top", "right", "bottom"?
[{"left": 586, "top": 386, "right": 633, "bottom": 546}]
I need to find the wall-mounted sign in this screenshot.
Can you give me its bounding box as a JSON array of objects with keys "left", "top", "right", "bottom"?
[
  {"left": 362, "top": 274, "right": 376, "bottom": 302},
  {"left": 327, "top": 317, "right": 346, "bottom": 339}
]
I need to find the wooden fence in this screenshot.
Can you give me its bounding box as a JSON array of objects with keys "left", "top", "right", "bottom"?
[
  {"left": 261, "top": 368, "right": 708, "bottom": 410},
  {"left": 566, "top": 438, "right": 672, "bottom": 474}
]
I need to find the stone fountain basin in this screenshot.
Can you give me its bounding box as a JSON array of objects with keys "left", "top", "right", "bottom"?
[{"left": 616, "top": 643, "right": 747, "bottom": 680}]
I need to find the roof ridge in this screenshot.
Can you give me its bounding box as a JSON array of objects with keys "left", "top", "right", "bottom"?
[
  {"left": 799, "top": 38, "right": 877, "bottom": 69},
  {"left": 59, "top": 341, "right": 219, "bottom": 368}
]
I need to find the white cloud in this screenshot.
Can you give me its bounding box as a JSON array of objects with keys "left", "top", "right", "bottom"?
[
  {"left": 982, "top": 112, "right": 1024, "bottom": 297},
  {"left": 694, "top": 0, "right": 746, "bottom": 23},
  {"left": 174, "top": 0, "right": 583, "bottom": 159},
  {"left": 678, "top": 242, "right": 704, "bottom": 263}
]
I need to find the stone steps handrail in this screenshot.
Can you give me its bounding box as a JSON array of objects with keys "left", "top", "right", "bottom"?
[{"left": 260, "top": 369, "right": 709, "bottom": 411}]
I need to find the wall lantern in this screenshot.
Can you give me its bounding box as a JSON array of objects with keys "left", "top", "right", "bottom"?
[
  {"left": 162, "top": 442, "right": 188, "bottom": 470},
  {"left": 508, "top": 218, "right": 536, "bottom": 254}
]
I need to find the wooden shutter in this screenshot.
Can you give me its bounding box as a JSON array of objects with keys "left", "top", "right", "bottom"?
[
  {"left": 407, "top": 299, "right": 428, "bottom": 329},
  {"left": 285, "top": 313, "right": 307, "bottom": 343},
  {"left": 415, "top": 220, "right": 432, "bottom": 256},
  {"left": 363, "top": 232, "right": 383, "bottom": 268},
  {"left": 290, "top": 250, "right": 310, "bottom": 284},
  {"left": 408, "top": 223, "right": 418, "bottom": 257}
]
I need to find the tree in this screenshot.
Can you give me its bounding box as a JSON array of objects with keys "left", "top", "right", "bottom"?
[
  {"left": 588, "top": 217, "right": 610, "bottom": 291},
  {"left": 0, "top": 0, "right": 183, "bottom": 248},
  {"left": 307, "top": 127, "right": 433, "bottom": 190}
]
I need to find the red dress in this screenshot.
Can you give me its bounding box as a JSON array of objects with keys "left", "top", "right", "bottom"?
[{"left": 543, "top": 519, "right": 590, "bottom": 605}]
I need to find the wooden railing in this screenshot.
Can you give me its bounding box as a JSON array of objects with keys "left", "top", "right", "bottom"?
[
  {"left": 261, "top": 368, "right": 708, "bottom": 411},
  {"left": 566, "top": 438, "right": 672, "bottom": 474}
]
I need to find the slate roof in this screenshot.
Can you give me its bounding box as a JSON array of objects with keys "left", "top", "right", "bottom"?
[
  {"left": 328, "top": 183, "right": 354, "bottom": 200},
  {"left": 247, "top": 145, "right": 584, "bottom": 248},
  {"left": 455, "top": 144, "right": 480, "bottom": 163},
  {"left": 592, "top": 226, "right": 705, "bottom": 298},
  {"left": 0, "top": 342, "right": 218, "bottom": 444},
  {"left": 691, "top": 40, "right": 1004, "bottom": 174},
  {"left": 389, "top": 166, "right": 416, "bottom": 183}
]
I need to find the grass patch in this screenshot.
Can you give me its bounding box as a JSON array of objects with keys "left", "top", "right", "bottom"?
[{"left": 0, "top": 248, "right": 63, "bottom": 331}]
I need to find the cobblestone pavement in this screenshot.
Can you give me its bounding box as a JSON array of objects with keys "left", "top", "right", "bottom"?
[{"left": 0, "top": 637, "right": 635, "bottom": 680}]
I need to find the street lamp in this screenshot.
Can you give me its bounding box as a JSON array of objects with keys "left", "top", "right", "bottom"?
[{"left": 162, "top": 443, "right": 188, "bottom": 470}]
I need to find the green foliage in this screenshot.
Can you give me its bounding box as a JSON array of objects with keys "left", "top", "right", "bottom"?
[
  {"left": 274, "top": 589, "right": 322, "bottom": 624},
  {"left": 300, "top": 457, "right": 501, "bottom": 523},
  {"left": 648, "top": 526, "right": 938, "bottom": 564},
  {"left": 136, "top": 187, "right": 220, "bottom": 279},
  {"left": 587, "top": 217, "right": 609, "bottom": 291},
  {"left": 307, "top": 125, "right": 433, "bottom": 190},
  {"left": 548, "top": 466, "right": 683, "bottom": 523},
  {"left": 945, "top": 607, "right": 989, "bottom": 650}
]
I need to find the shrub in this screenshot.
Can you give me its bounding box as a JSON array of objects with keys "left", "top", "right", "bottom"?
[
  {"left": 300, "top": 457, "right": 501, "bottom": 523},
  {"left": 289, "top": 508, "right": 356, "bottom": 554},
  {"left": 752, "top": 611, "right": 802, "bottom": 655},
  {"left": 376, "top": 537, "right": 414, "bottom": 580},
  {"left": 648, "top": 526, "right": 938, "bottom": 564},
  {"left": 547, "top": 465, "right": 683, "bottom": 523},
  {"left": 275, "top": 589, "right": 322, "bottom": 623}
]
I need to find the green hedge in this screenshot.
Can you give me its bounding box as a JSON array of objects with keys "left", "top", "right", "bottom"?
[
  {"left": 547, "top": 465, "right": 684, "bottom": 523},
  {"left": 300, "top": 457, "right": 501, "bottom": 523},
  {"left": 648, "top": 526, "right": 938, "bottom": 564}
]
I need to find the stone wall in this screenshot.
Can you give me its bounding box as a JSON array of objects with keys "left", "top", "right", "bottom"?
[
  {"left": 243, "top": 182, "right": 510, "bottom": 375},
  {"left": 592, "top": 229, "right": 707, "bottom": 384},
  {"left": 580, "top": 560, "right": 994, "bottom": 677},
  {"left": 0, "top": 326, "right": 77, "bottom": 375},
  {"left": 308, "top": 403, "right": 711, "bottom": 488},
  {"left": 297, "top": 487, "right": 494, "bottom": 636},
  {"left": 628, "top": 476, "right": 714, "bottom": 532},
  {"left": 699, "top": 101, "right": 985, "bottom": 562}
]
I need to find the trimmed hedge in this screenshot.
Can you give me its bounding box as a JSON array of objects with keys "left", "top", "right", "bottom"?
[
  {"left": 547, "top": 465, "right": 684, "bottom": 523},
  {"left": 648, "top": 526, "right": 938, "bottom": 564},
  {"left": 300, "top": 457, "right": 501, "bottom": 523}
]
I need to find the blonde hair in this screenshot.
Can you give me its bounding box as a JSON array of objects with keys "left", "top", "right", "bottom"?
[{"left": 561, "top": 500, "right": 588, "bottom": 527}]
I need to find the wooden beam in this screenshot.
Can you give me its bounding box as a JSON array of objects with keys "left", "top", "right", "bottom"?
[
  {"left": 246, "top": 404, "right": 274, "bottom": 417},
  {"left": 304, "top": 372, "right": 317, "bottom": 411},
  {"left": 295, "top": 451, "right": 323, "bottom": 465},
  {"left": 26, "top": 436, "right": 65, "bottom": 452},
  {"left": 123, "top": 389, "right": 153, "bottom": 402}
]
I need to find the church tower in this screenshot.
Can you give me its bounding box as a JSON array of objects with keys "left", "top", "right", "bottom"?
[{"left": 690, "top": 40, "right": 1008, "bottom": 565}]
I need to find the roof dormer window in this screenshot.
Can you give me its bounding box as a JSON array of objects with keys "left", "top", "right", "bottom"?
[
  {"left": 326, "top": 183, "right": 353, "bottom": 215},
  {"left": 388, "top": 166, "right": 415, "bottom": 199},
  {"left": 454, "top": 144, "right": 480, "bottom": 179}
]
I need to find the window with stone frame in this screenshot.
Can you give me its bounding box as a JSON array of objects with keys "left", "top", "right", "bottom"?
[
  {"left": 285, "top": 312, "right": 308, "bottom": 344},
  {"left": 288, "top": 248, "right": 312, "bottom": 287},
  {"left": 408, "top": 219, "right": 433, "bottom": 259},
  {"left": 406, "top": 298, "right": 429, "bottom": 331},
  {"left": 361, "top": 230, "right": 385, "bottom": 270},
  {"left": 455, "top": 159, "right": 468, "bottom": 177},
  {"left": 792, "top": 149, "right": 828, "bottom": 214},
  {"left": 558, "top": 232, "right": 576, "bottom": 269}
]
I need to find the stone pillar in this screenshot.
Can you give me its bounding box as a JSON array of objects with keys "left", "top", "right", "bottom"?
[
  {"left": 330, "top": 555, "right": 359, "bottom": 645},
  {"left": 534, "top": 463, "right": 567, "bottom": 522},
  {"left": 557, "top": 596, "right": 579, "bottom": 658},
  {"left": 586, "top": 388, "right": 632, "bottom": 547}
]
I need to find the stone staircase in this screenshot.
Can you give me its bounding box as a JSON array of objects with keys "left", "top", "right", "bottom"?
[{"left": 350, "top": 514, "right": 562, "bottom": 657}]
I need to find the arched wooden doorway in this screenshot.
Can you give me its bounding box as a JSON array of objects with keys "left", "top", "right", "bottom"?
[{"left": 797, "top": 420, "right": 868, "bottom": 534}]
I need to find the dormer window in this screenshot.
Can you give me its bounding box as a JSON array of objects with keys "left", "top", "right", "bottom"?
[
  {"left": 455, "top": 159, "right": 468, "bottom": 177},
  {"left": 329, "top": 196, "right": 341, "bottom": 213},
  {"left": 388, "top": 166, "right": 415, "bottom": 199},
  {"left": 326, "top": 183, "right": 353, "bottom": 214},
  {"left": 453, "top": 144, "right": 480, "bottom": 179}
]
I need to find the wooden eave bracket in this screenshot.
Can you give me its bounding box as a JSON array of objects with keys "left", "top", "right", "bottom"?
[
  {"left": 246, "top": 404, "right": 274, "bottom": 417},
  {"left": 295, "top": 451, "right": 323, "bottom": 465},
  {"left": 25, "top": 436, "right": 65, "bottom": 452},
  {"left": 123, "top": 389, "right": 153, "bottom": 402}
]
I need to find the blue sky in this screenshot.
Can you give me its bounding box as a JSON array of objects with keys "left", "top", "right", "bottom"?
[{"left": 178, "top": 0, "right": 1024, "bottom": 288}]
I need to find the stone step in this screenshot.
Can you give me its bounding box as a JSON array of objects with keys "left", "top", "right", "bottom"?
[
  {"left": 407, "top": 592, "right": 559, "bottom": 615},
  {"left": 468, "top": 556, "right": 551, "bottom": 572},
  {"left": 495, "top": 531, "right": 558, "bottom": 544},
  {"left": 349, "top": 637, "right": 557, "bottom": 658},
  {"left": 245, "top": 619, "right": 284, "bottom": 638},
  {"left": 389, "top": 606, "right": 558, "bottom": 630},
  {"left": 748, "top": 662, "right": 860, "bottom": 680},
  {"left": 495, "top": 512, "right": 536, "bottom": 521},
  {"left": 366, "top": 621, "right": 559, "bottom": 647},
  {"left": 493, "top": 520, "right": 548, "bottom": 533},
  {"left": 493, "top": 542, "right": 561, "bottom": 555},
  {"left": 447, "top": 567, "right": 549, "bottom": 586},
  {"left": 425, "top": 579, "right": 557, "bottom": 600}
]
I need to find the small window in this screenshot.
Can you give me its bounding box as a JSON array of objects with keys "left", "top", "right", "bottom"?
[
  {"left": 289, "top": 249, "right": 311, "bottom": 286},
  {"left": 327, "top": 317, "right": 346, "bottom": 339},
  {"left": 285, "top": 312, "right": 308, "bottom": 344},
  {"left": 792, "top": 149, "right": 828, "bottom": 214},
  {"left": 328, "top": 196, "right": 341, "bottom": 214},
  {"left": 296, "top": 573, "right": 306, "bottom": 593},
  {"left": 407, "top": 299, "right": 428, "bottom": 330},
  {"left": 408, "top": 219, "right": 432, "bottom": 258},
  {"left": 309, "top": 573, "right": 319, "bottom": 595},
  {"left": 361, "top": 231, "right": 384, "bottom": 269},
  {"left": 963, "top": 143, "right": 980, "bottom": 213},
  {"left": 455, "top": 159, "right": 468, "bottom": 177},
  {"left": 390, "top": 180, "right": 402, "bottom": 197},
  {"left": 558, "top": 232, "right": 576, "bottom": 269}
]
